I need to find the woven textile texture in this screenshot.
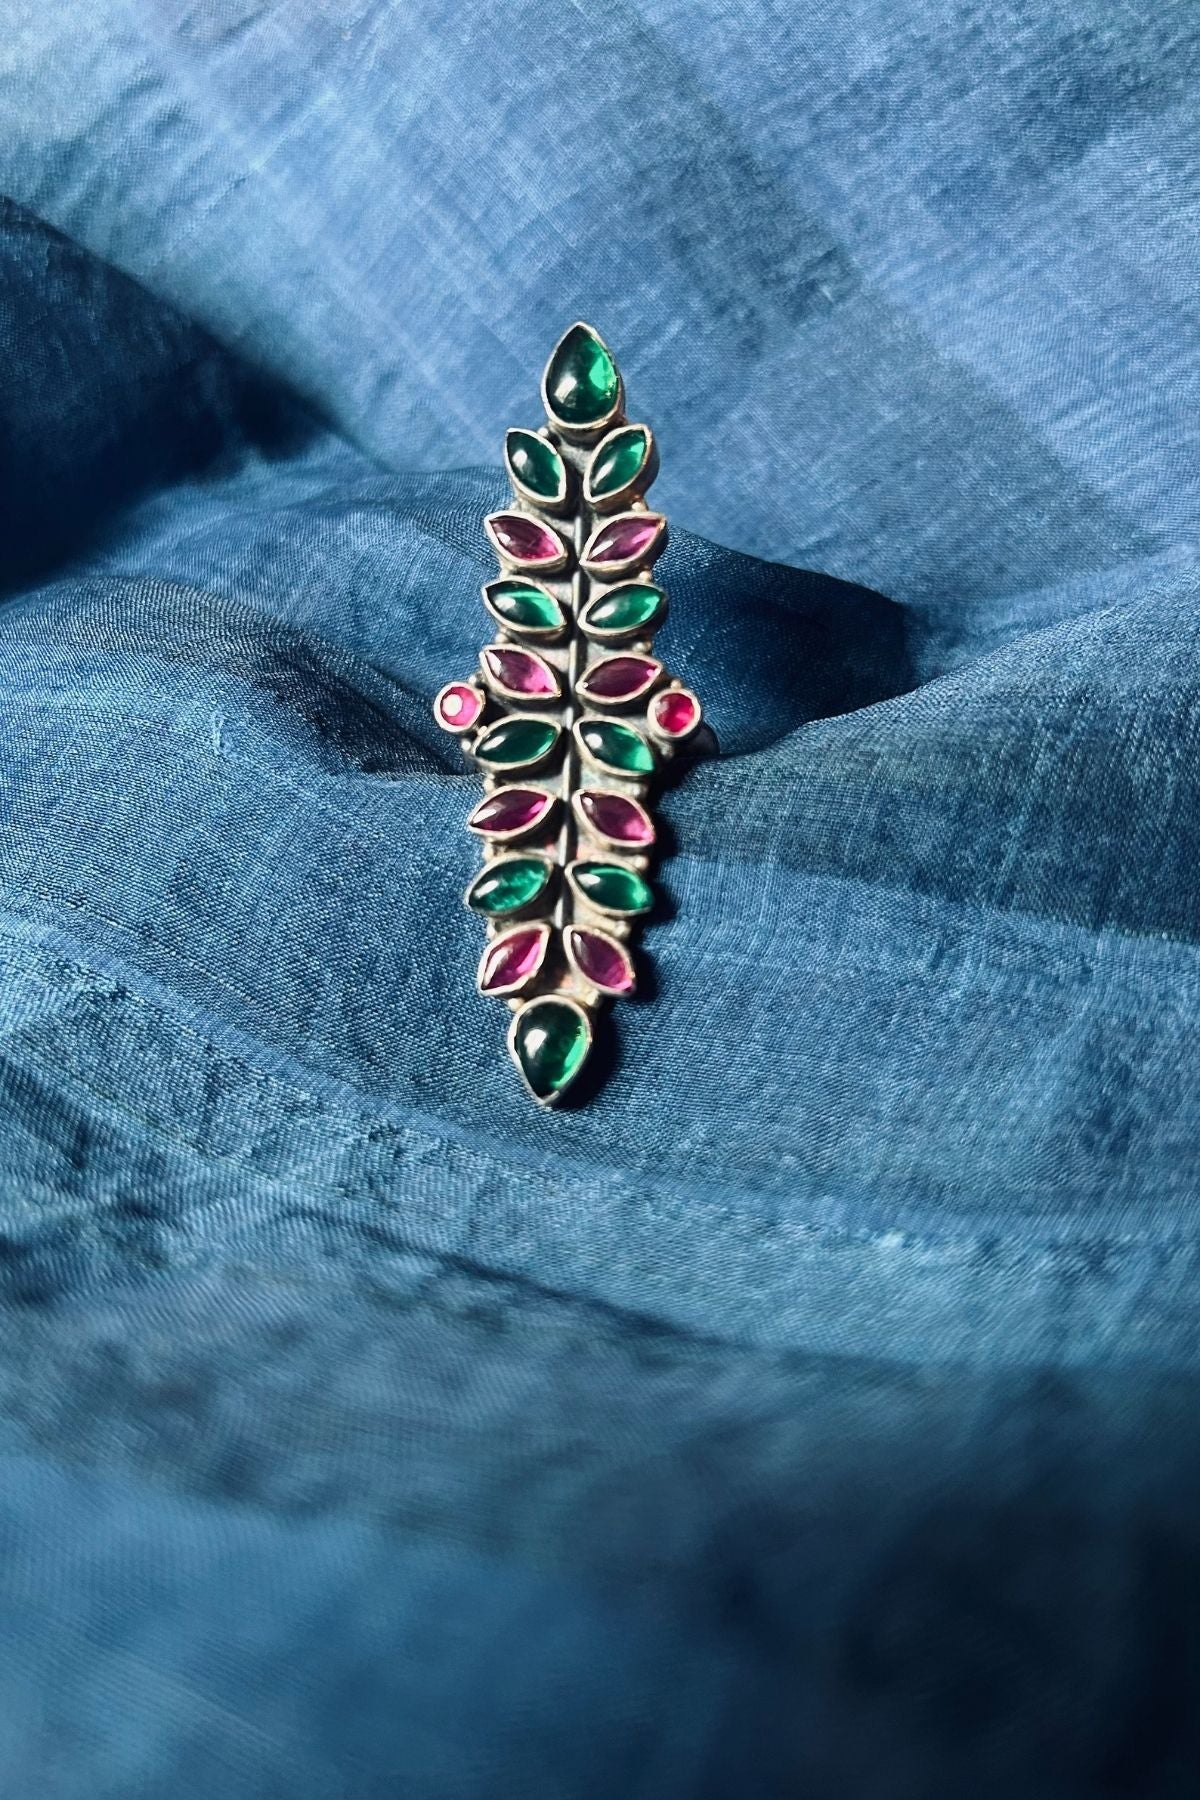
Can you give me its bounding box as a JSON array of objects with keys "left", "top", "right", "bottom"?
[{"left": 1, "top": 2, "right": 1199, "bottom": 1794}]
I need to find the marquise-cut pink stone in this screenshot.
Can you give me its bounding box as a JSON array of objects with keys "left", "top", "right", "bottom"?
[
  {"left": 479, "top": 926, "right": 547, "bottom": 994},
  {"left": 468, "top": 787, "right": 553, "bottom": 835},
  {"left": 567, "top": 927, "right": 635, "bottom": 995},
  {"left": 482, "top": 645, "right": 557, "bottom": 697},
  {"left": 435, "top": 682, "right": 483, "bottom": 729},
  {"left": 488, "top": 513, "right": 564, "bottom": 563},
  {"left": 586, "top": 514, "right": 663, "bottom": 565},
  {"left": 580, "top": 655, "right": 658, "bottom": 701},
  {"left": 577, "top": 789, "right": 654, "bottom": 846},
  {"left": 652, "top": 689, "right": 700, "bottom": 736}
]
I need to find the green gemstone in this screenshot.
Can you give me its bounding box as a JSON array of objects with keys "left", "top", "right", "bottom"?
[
  {"left": 475, "top": 716, "right": 560, "bottom": 768},
  {"left": 510, "top": 998, "right": 591, "bottom": 1102},
  {"left": 484, "top": 580, "right": 566, "bottom": 634},
  {"left": 580, "top": 583, "right": 666, "bottom": 637},
  {"left": 577, "top": 718, "right": 655, "bottom": 776},
  {"left": 466, "top": 857, "right": 552, "bottom": 916},
  {"left": 545, "top": 324, "right": 619, "bottom": 426},
  {"left": 588, "top": 426, "right": 649, "bottom": 499},
  {"left": 570, "top": 862, "right": 654, "bottom": 917},
  {"left": 506, "top": 429, "right": 565, "bottom": 501}
]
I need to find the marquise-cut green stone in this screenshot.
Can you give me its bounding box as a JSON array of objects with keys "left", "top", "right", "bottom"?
[
  {"left": 545, "top": 325, "right": 619, "bottom": 426},
  {"left": 467, "top": 857, "right": 552, "bottom": 916},
  {"left": 511, "top": 997, "right": 591, "bottom": 1101},
  {"left": 588, "top": 426, "right": 649, "bottom": 499},
  {"left": 506, "top": 430, "right": 565, "bottom": 500},
  {"left": 580, "top": 583, "right": 665, "bottom": 636},
  {"left": 475, "top": 716, "right": 560, "bottom": 768},
  {"left": 485, "top": 580, "right": 565, "bottom": 634},
  {"left": 571, "top": 862, "right": 654, "bottom": 916},
  {"left": 577, "top": 718, "right": 655, "bottom": 776}
]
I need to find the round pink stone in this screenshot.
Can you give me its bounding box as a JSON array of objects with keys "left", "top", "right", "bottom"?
[
  {"left": 468, "top": 787, "right": 554, "bottom": 836},
  {"left": 479, "top": 925, "right": 549, "bottom": 994},
  {"left": 435, "top": 682, "right": 483, "bottom": 731},
  {"left": 567, "top": 927, "right": 635, "bottom": 995},
  {"left": 482, "top": 645, "right": 558, "bottom": 698},
  {"left": 576, "top": 789, "right": 654, "bottom": 847},
  {"left": 488, "top": 512, "right": 565, "bottom": 564},
  {"left": 651, "top": 688, "right": 700, "bottom": 737},
  {"left": 580, "top": 655, "right": 659, "bottom": 701},
  {"left": 585, "top": 513, "right": 664, "bottom": 566}
]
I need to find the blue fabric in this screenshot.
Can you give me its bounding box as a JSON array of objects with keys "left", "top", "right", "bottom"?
[{"left": 0, "top": 2, "right": 1198, "bottom": 1793}]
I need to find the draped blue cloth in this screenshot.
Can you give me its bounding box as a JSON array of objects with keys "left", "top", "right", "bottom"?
[{"left": 1, "top": 3, "right": 1198, "bottom": 1793}]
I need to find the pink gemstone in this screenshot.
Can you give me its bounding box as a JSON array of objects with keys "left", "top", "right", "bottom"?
[
  {"left": 468, "top": 787, "right": 554, "bottom": 836},
  {"left": 579, "top": 655, "right": 659, "bottom": 702},
  {"left": 479, "top": 924, "right": 549, "bottom": 995},
  {"left": 576, "top": 789, "right": 654, "bottom": 847},
  {"left": 482, "top": 645, "right": 558, "bottom": 698},
  {"left": 566, "top": 926, "right": 635, "bottom": 995},
  {"left": 435, "top": 682, "right": 483, "bottom": 731},
  {"left": 487, "top": 512, "right": 566, "bottom": 565},
  {"left": 585, "top": 513, "right": 665, "bottom": 566},
  {"left": 651, "top": 688, "right": 700, "bottom": 737}
]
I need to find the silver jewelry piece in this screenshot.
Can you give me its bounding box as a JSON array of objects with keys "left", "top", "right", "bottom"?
[{"left": 434, "top": 323, "right": 704, "bottom": 1105}]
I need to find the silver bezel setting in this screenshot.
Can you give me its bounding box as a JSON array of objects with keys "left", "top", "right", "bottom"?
[
  {"left": 578, "top": 581, "right": 667, "bottom": 642},
  {"left": 572, "top": 716, "right": 656, "bottom": 780},
  {"left": 481, "top": 577, "right": 567, "bottom": 641},
  {"left": 583, "top": 423, "right": 658, "bottom": 511},
  {"left": 540, "top": 321, "right": 625, "bottom": 442},
  {"left": 467, "top": 785, "right": 559, "bottom": 843},
  {"left": 470, "top": 713, "right": 563, "bottom": 773},
  {"left": 479, "top": 642, "right": 562, "bottom": 705},
  {"left": 477, "top": 921, "right": 552, "bottom": 997},
  {"left": 566, "top": 860, "right": 654, "bottom": 919},
  {"left": 504, "top": 428, "right": 570, "bottom": 513},
  {"left": 464, "top": 852, "right": 556, "bottom": 918},
  {"left": 575, "top": 653, "right": 663, "bottom": 709},
  {"left": 507, "top": 994, "right": 595, "bottom": 1105},
  {"left": 433, "top": 677, "right": 486, "bottom": 734},
  {"left": 570, "top": 788, "right": 656, "bottom": 852},
  {"left": 563, "top": 925, "right": 637, "bottom": 997},
  {"left": 647, "top": 683, "right": 703, "bottom": 745},
  {"left": 581, "top": 510, "right": 667, "bottom": 579},
  {"left": 484, "top": 510, "right": 571, "bottom": 575}
]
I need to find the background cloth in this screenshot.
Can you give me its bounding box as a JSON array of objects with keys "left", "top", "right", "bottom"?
[{"left": 1, "top": 2, "right": 1199, "bottom": 1794}]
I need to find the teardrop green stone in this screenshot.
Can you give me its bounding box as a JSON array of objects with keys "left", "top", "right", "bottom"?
[
  {"left": 544, "top": 325, "right": 619, "bottom": 426},
  {"left": 588, "top": 426, "right": 649, "bottom": 499},
  {"left": 510, "top": 997, "right": 591, "bottom": 1101},
  {"left": 475, "top": 716, "right": 560, "bottom": 768},
  {"left": 570, "top": 862, "right": 654, "bottom": 916},
  {"left": 466, "top": 857, "right": 552, "bottom": 916},
  {"left": 580, "top": 583, "right": 666, "bottom": 637},
  {"left": 506, "top": 430, "right": 565, "bottom": 500},
  {"left": 577, "top": 719, "right": 655, "bottom": 776},
  {"left": 484, "top": 580, "right": 566, "bottom": 634}
]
